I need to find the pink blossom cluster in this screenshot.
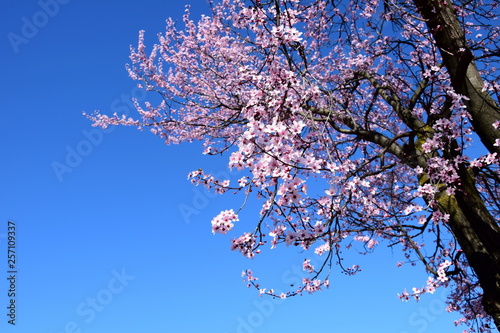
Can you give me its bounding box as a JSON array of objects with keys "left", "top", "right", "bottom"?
[
  {"left": 230, "top": 233, "right": 257, "bottom": 258},
  {"left": 84, "top": 111, "right": 140, "bottom": 129},
  {"left": 244, "top": 269, "right": 330, "bottom": 298},
  {"left": 302, "top": 259, "right": 315, "bottom": 273},
  {"left": 470, "top": 153, "right": 499, "bottom": 169},
  {"left": 241, "top": 269, "right": 258, "bottom": 288},
  {"left": 188, "top": 169, "right": 232, "bottom": 194},
  {"left": 353, "top": 235, "right": 379, "bottom": 250},
  {"left": 302, "top": 277, "right": 330, "bottom": 294},
  {"left": 211, "top": 209, "right": 239, "bottom": 234}
]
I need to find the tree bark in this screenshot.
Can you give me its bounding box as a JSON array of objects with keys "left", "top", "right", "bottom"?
[
  {"left": 435, "top": 167, "right": 500, "bottom": 329},
  {"left": 412, "top": 0, "right": 500, "bottom": 328},
  {"left": 413, "top": 0, "right": 500, "bottom": 155}
]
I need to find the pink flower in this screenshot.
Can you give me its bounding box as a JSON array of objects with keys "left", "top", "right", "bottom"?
[
  {"left": 211, "top": 209, "right": 239, "bottom": 234},
  {"left": 314, "top": 243, "right": 330, "bottom": 256},
  {"left": 231, "top": 233, "right": 257, "bottom": 258},
  {"left": 284, "top": 231, "right": 298, "bottom": 246},
  {"left": 302, "top": 259, "right": 315, "bottom": 273}
]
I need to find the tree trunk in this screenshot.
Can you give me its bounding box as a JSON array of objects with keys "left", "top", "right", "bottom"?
[
  {"left": 434, "top": 167, "right": 500, "bottom": 329},
  {"left": 412, "top": 0, "right": 500, "bottom": 156},
  {"left": 410, "top": 0, "right": 500, "bottom": 328}
]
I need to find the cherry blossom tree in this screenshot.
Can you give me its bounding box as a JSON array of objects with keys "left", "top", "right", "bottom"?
[{"left": 86, "top": 0, "right": 500, "bottom": 330}]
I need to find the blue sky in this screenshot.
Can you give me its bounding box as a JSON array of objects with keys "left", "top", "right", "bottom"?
[{"left": 1, "top": 1, "right": 470, "bottom": 332}]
